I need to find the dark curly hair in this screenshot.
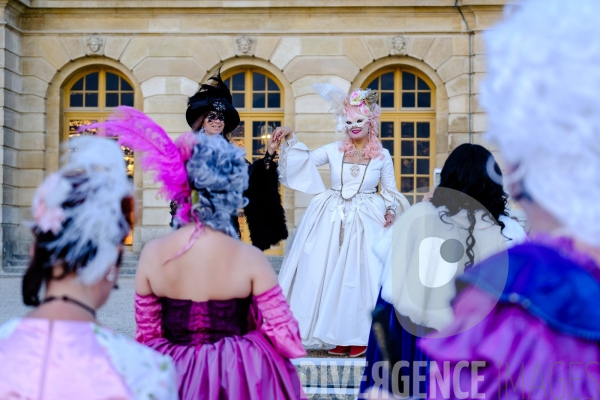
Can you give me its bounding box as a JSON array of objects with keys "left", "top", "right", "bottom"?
[{"left": 430, "top": 143, "right": 509, "bottom": 270}]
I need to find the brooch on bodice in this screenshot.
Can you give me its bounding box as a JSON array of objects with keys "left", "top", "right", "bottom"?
[{"left": 350, "top": 164, "right": 360, "bottom": 178}]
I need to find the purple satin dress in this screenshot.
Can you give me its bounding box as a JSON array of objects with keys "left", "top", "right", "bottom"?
[
  {"left": 135, "top": 285, "right": 306, "bottom": 400},
  {"left": 419, "top": 236, "right": 600, "bottom": 399}
]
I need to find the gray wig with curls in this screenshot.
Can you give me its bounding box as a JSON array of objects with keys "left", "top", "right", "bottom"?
[{"left": 185, "top": 134, "right": 248, "bottom": 238}]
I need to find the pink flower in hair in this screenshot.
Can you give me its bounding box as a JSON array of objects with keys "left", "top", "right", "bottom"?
[
  {"left": 32, "top": 174, "right": 70, "bottom": 234},
  {"left": 349, "top": 91, "right": 366, "bottom": 105},
  {"left": 358, "top": 103, "right": 370, "bottom": 116}
]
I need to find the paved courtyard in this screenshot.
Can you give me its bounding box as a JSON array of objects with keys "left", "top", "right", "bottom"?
[{"left": 0, "top": 275, "right": 137, "bottom": 338}]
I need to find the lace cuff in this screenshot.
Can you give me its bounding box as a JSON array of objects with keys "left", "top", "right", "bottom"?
[
  {"left": 134, "top": 293, "right": 163, "bottom": 344},
  {"left": 254, "top": 285, "right": 306, "bottom": 359},
  {"left": 277, "top": 133, "right": 296, "bottom": 184}
]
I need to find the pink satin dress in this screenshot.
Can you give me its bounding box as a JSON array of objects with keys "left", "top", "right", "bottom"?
[
  {"left": 0, "top": 318, "right": 177, "bottom": 400},
  {"left": 135, "top": 285, "right": 306, "bottom": 400}
]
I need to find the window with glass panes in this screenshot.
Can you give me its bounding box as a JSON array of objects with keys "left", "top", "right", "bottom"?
[
  {"left": 224, "top": 68, "right": 284, "bottom": 163},
  {"left": 64, "top": 69, "right": 135, "bottom": 177},
  {"left": 366, "top": 68, "right": 436, "bottom": 205},
  {"left": 223, "top": 68, "right": 285, "bottom": 255},
  {"left": 64, "top": 69, "right": 136, "bottom": 244}
]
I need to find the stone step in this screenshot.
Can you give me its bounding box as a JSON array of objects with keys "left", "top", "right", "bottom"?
[
  {"left": 294, "top": 358, "right": 365, "bottom": 400},
  {"left": 301, "top": 387, "right": 359, "bottom": 400},
  {"left": 294, "top": 358, "right": 365, "bottom": 388}
]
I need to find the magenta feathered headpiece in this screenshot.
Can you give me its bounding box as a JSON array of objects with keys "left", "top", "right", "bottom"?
[{"left": 83, "top": 106, "right": 195, "bottom": 225}]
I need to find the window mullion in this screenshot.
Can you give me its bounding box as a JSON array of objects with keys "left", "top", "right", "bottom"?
[
  {"left": 98, "top": 70, "right": 106, "bottom": 110},
  {"left": 396, "top": 69, "right": 402, "bottom": 111}
]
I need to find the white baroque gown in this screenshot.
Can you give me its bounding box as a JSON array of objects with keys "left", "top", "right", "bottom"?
[{"left": 278, "top": 135, "right": 410, "bottom": 346}]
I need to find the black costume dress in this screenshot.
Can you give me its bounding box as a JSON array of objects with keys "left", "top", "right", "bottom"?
[{"left": 171, "top": 151, "right": 287, "bottom": 251}]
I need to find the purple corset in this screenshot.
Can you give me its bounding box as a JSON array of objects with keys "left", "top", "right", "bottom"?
[{"left": 160, "top": 297, "right": 253, "bottom": 346}]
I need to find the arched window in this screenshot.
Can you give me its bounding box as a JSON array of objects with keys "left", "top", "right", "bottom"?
[
  {"left": 366, "top": 67, "right": 436, "bottom": 204},
  {"left": 223, "top": 68, "right": 285, "bottom": 255},
  {"left": 63, "top": 68, "right": 136, "bottom": 244},
  {"left": 64, "top": 68, "right": 135, "bottom": 178},
  {"left": 223, "top": 68, "right": 284, "bottom": 163}
]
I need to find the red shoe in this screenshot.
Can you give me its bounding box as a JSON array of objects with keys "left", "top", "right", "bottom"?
[
  {"left": 349, "top": 346, "right": 367, "bottom": 357},
  {"left": 328, "top": 345, "right": 351, "bottom": 356}
]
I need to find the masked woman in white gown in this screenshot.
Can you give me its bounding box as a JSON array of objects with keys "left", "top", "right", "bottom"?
[{"left": 274, "top": 85, "right": 410, "bottom": 357}]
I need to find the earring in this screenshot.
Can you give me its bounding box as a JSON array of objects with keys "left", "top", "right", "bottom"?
[{"left": 106, "top": 266, "right": 116, "bottom": 282}]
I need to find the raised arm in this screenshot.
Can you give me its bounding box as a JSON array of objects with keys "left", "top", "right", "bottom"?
[{"left": 275, "top": 127, "right": 328, "bottom": 194}]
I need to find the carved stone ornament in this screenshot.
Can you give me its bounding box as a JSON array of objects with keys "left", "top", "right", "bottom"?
[
  {"left": 391, "top": 35, "right": 408, "bottom": 56},
  {"left": 85, "top": 34, "right": 106, "bottom": 55},
  {"left": 235, "top": 36, "right": 255, "bottom": 56}
]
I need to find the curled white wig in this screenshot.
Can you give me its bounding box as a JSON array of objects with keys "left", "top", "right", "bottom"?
[
  {"left": 481, "top": 0, "right": 600, "bottom": 246},
  {"left": 30, "top": 136, "right": 133, "bottom": 285}
]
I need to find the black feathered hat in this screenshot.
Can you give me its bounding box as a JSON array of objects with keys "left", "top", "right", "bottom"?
[{"left": 186, "top": 68, "right": 240, "bottom": 134}]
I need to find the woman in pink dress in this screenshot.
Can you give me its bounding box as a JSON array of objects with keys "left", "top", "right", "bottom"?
[
  {"left": 96, "top": 108, "right": 305, "bottom": 400},
  {"left": 0, "top": 136, "right": 177, "bottom": 400}
]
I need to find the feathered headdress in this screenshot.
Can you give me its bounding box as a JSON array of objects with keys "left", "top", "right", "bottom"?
[
  {"left": 313, "top": 84, "right": 379, "bottom": 134},
  {"left": 85, "top": 107, "right": 193, "bottom": 226},
  {"left": 31, "top": 136, "right": 133, "bottom": 285},
  {"left": 186, "top": 68, "right": 240, "bottom": 134}
]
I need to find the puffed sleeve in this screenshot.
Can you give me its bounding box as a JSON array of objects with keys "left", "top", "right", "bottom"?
[
  {"left": 380, "top": 150, "right": 410, "bottom": 215},
  {"left": 278, "top": 133, "right": 328, "bottom": 194},
  {"left": 134, "top": 293, "right": 163, "bottom": 344},
  {"left": 253, "top": 285, "right": 306, "bottom": 359}
]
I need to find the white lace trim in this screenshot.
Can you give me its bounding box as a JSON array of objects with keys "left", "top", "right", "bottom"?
[
  {"left": 93, "top": 324, "right": 178, "bottom": 400},
  {"left": 277, "top": 133, "right": 297, "bottom": 184}
]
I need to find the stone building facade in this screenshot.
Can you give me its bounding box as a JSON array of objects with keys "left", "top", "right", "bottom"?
[{"left": 0, "top": 0, "right": 511, "bottom": 269}]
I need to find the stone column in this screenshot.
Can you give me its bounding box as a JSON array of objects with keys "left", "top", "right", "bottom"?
[{"left": 0, "top": 2, "right": 24, "bottom": 271}]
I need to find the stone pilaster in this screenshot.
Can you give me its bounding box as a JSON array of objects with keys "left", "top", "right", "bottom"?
[{"left": 0, "top": 1, "right": 25, "bottom": 271}]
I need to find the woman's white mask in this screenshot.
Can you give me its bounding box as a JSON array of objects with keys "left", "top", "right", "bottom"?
[{"left": 345, "top": 118, "right": 369, "bottom": 129}]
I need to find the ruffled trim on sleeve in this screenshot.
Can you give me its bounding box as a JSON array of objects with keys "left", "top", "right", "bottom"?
[
  {"left": 277, "top": 134, "right": 297, "bottom": 185},
  {"left": 278, "top": 134, "right": 327, "bottom": 194},
  {"left": 134, "top": 293, "right": 163, "bottom": 344},
  {"left": 253, "top": 285, "right": 306, "bottom": 359},
  {"left": 419, "top": 287, "right": 600, "bottom": 399}
]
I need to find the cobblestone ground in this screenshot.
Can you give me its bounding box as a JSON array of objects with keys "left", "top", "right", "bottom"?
[
  {"left": 0, "top": 276, "right": 136, "bottom": 338},
  {"left": 0, "top": 276, "right": 345, "bottom": 357}
]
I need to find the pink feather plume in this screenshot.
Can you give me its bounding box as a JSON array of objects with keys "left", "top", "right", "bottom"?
[{"left": 82, "top": 106, "right": 194, "bottom": 224}]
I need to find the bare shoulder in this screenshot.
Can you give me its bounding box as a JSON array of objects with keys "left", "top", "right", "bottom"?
[
  {"left": 235, "top": 242, "right": 278, "bottom": 295},
  {"left": 138, "top": 234, "right": 170, "bottom": 269}
]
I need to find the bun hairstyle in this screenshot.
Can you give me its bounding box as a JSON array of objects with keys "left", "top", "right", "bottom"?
[
  {"left": 431, "top": 143, "right": 509, "bottom": 270},
  {"left": 184, "top": 133, "right": 248, "bottom": 238},
  {"left": 22, "top": 137, "right": 133, "bottom": 306}
]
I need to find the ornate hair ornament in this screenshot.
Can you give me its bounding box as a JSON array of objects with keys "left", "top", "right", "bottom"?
[
  {"left": 186, "top": 67, "right": 240, "bottom": 134},
  {"left": 88, "top": 106, "right": 248, "bottom": 262},
  {"left": 313, "top": 84, "right": 381, "bottom": 134},
  {"left": 31, "top": 136, "right": 133, "bottom": 285},
  {"left": 348, "top": 89, "right": 379, "bottom": 114}
]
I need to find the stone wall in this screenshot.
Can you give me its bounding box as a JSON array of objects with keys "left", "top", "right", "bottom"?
[{"left": 0, "top": 0, "right": 509, "bottom": 268}]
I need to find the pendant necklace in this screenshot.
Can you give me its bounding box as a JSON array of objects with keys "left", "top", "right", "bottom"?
[{"left": 350, "top": 149, "right": 364, "bottom": 178}]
